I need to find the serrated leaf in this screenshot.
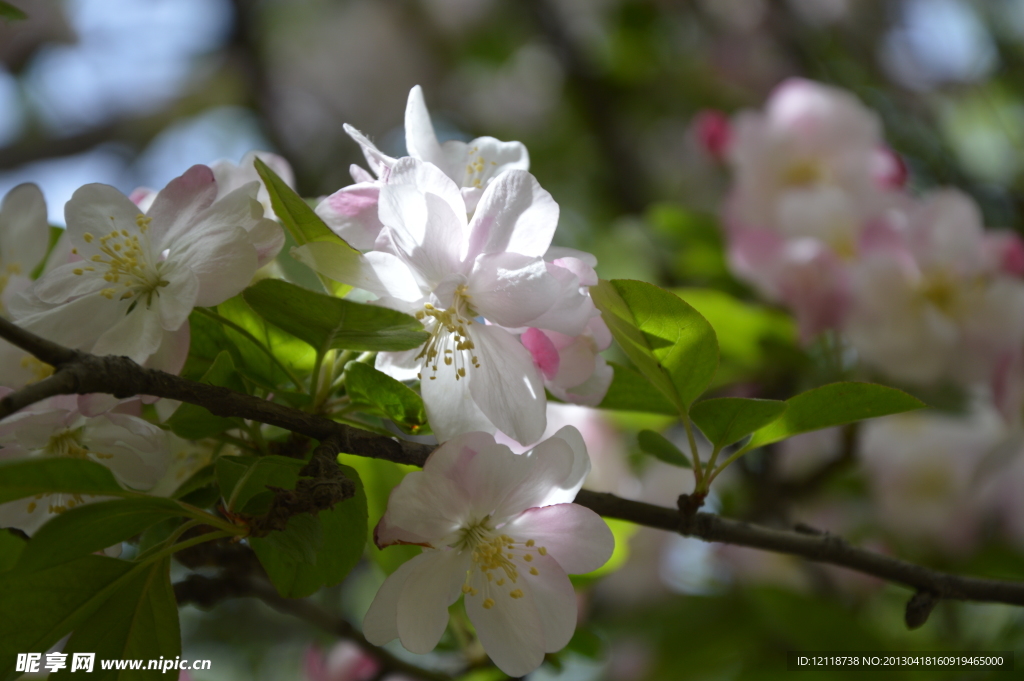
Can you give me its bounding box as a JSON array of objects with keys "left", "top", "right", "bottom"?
[
  {"left": 0, "top": 458, "right": 128, "bottom": 505},
  {"left": 17, "top": 498, "right": 190, "bottom": 571},
  {"left": 215, "top": 455, "right": 305, "bottom": 514},
  {"left": 596, "top": 362, "right": 677, "bottom": 415},
  {"left": 243, "top": 278, "right": 429, "bottom": 353},
  {"left": 0, "top": 556, "right": 134, "bottom": 678},
  {"left": 51, "top": 558, "right": 180, "bottom": 680},
  {"left": 744, "top": 382, "right": 926, "bottom": 451},
  {"left": 690, "top": 397, "right": 788, "bottom": 449},
  {"left": 592, "top": 279, "right": 718, "bottom": 413},
  {"left": 250, "top": 464, "right": 368, "bottom": 597},
  {"left": 0, "top": 1, "right": 27, "bottom": 21},
  {"left": 345, "top": 362, "right": 428, "bottom": 434},
  {"left": 167, "top": 351, "right": 245, "bottom": 439},
  {"left": 637, "top": 429, "right": 691, "bottom": 468}
]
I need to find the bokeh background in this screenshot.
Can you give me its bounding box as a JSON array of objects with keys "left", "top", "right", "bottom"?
[{"left": 4, "top": 0, "right": 1024, "bottom": 679}]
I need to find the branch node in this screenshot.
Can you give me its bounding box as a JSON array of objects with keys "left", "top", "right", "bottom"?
[{"left": 905, "top": 590, "right": 939, "bottom": 630}]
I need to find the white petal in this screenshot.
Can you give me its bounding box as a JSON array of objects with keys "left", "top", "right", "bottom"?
[
  {"left": 465, "top": 568, "right": 545, "bottom": 677},
  {"left": 385, "top": 157, "right": 466, "bottom": 227},
  {"left": 379, "top": 470, "right": 472, "bottom": 543},
  {"left": 18, "top": 294, "right": 124, "bottom": 353},
  {"left": 422, "top": 431, "right": 505, "bottom": 479},
  {"left": 520, "top": 553, "right": 577, "bottom": 652},
  {"left": 156, "top": 263, "right": 199, "bottom": 331},
  {"left": 449, "top": 136, "right": 529, "bottom": 188},
  {"left": 467, "top": 324, "right": 546, "bottom": 446},
  {"left": 542, "top": 425, "right": 591, "bottom": 505},
  {"left": 93, "top": 303, "right": 164, "bottom": 363},
  {"left": 32, "top": 263, "right": 108, "bottom": 304},
  {"left": 404, "top": 86, "right": 448, "bottom": 173},
  {"left": 421, "top": 358, "right": 498, "bottom": 443},
  {"left": 344, "top": 123, "right": 395, "bottom": 177},
  {"left": 315, "top": 183, "right": 383, "bottom": 251},
  {"left": 465, "top": 170, "right": 558, "bottom": 260},
  {"left": 374, "top": 348, "right": 422, "bottom": 382},
  {"left": 489, "top": 435, "right": 576, "bottom": 521},
  {"left": 0, "top": 183, "right": 49, "bottom": 273},
  {"left": 396, "top": 548, "right": 468, "bottom": 654},
  {"left": 363, "top": 551, "right": 428, "bottom": 646},
  {"left": 145, "top": 165, "right": 219, "bottom": 247},
  {"left": 64, "top": 184, "right": 146, "bottom": 258},
  {"left": 504, "top": 503, "right": 614, "bottom": 575},
  {"left": 467, "top": 253, "right": 558, "bottom": 328}
]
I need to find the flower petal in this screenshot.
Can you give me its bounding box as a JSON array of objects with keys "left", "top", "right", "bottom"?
[
  {"left": 467, "top": 252, "right": 558, "bottom": 328},
  {"left": 344, "top": 123, "right": 395, "bottom": 178},
  {"left": 465, "top": 567, "right": 545, "bottom": 677},
  {"left": 363, "top": 551, "right": 428, "bottom": 646},
  {"left": 0, "top": 183, "right": 49, "bottom": 273},
  {"left": 378, "top": 470, "right": 473, "bottom": 545},
  {"left": 93, "top": 303, "right": 165, "bottom": 363},
  {"left": 291, "top": 242, "right": 423, "bottom": 302},
  {"left": 315, "top": 183, "right": 383, "bottom": 251},
  {"left": 145, "top": 165, "right": 219, "bottom": 247},
  {"left": 504, "top": 503, "right": 614, "bottom": 575},
  {"left": 448, "top": 135, "right": 530, "bottom": 189},
  {"left": 465, "top": 170, "right": 558, "bottom": 260},
  {"left": 521, "top": 552, "right": 577, "bottom": 652},
  {"left": 467, "top": 323, "right": 546, "bottom": 446},
  {"left": 396, "top": 548, "right": 468, "bottom": 654},
  {"left": 421, "top": 355, "right": 498, "bottom": 443},
  {"left": 404, "top": 85, "right": 451, "bottom": 176}
]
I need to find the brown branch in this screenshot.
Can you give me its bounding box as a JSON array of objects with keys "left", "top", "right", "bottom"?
[
  {"left": 175, "top": 572, "right": 453, "bottom": 681},
  {"left": 4, "top": 316, "right": 1024, "bottom": 616}
]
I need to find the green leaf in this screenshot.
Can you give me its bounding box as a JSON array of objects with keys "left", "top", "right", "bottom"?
[
  {"left": 52, "top": 559, "right": 180, "bottom": 681},
  {"left": 0, "top": 530, "right": 26, "bottom": 573},
  {"left": 592, "top": 279, "right": 718, "bottom": 413},
  {"left": 251, "top": 513, "right": 323, "bottom": 566},
  {"left": 254, "top": 156, "right": 349, "bottom": 247},
  {"left": 17, "top": 498, "right": 191, "bottom": 572},
  {"left": 0, "top": 1, "right": 27, "bottom": 21},
  {"left": 167, "top": 351, "right": 245, "bottom": 439},
  {"left": 596, "top": 362, "right": 677, "bottom": 415},
  {"left": 215, "top": 455, "right": 306, "bottom": 514},
  {"left": 243, "top": 278, "right": 429, "bottom": 353},
  {"left": 0, "top": 458, "right": 127, "bottom": 505},
  {"left": 690, "top": 397, "right": 788, "bottom": 449},
  {"left": 250, "top": 464, "right": 368, "bottom": 598},
  {"left": 171, "top": 463, "right": 217, "bottom": 500},
  {"left": 744, "top": 382, "right": 926, "bottom": 451},
  {"left": 339, "top": 454, "right": 418, "bottom": 575},
  {"left": 637, "top": 430, "right": 691, "bottom": 468},
  {"left": 345, "top": 362, "right": 428, "bottom": 434},
  {"left": 0, "top": 555, "right": 134, "bottom": 678}
]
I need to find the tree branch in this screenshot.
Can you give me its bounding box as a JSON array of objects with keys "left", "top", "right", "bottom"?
[{"left": 4, "top": 315, "right": 1024, "bottom": 615}]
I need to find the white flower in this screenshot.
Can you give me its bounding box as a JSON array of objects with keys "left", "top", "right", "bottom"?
[
  {"left": 0, "top": 183, "right": 50, "bottom": 313},
  {"left": 316, "top": 85, "right": 529, "bottom": 249},
  {"left": 297, "top": 158, "right": 599, "bottom": 444},
  {"left": 363, "top": 428, "right": 613, "bottom": 677},
  {"left": 0, "top": 391, "right": 169, "bottom": 534},
  {"left": 846, "top": 190, "right": 1024, "bottom": 385},
  {"left": 11, "top": 165, "right": 284, "bottom": 367}
]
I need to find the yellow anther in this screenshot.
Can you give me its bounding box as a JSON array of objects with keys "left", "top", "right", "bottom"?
[
  {"left": 524, "top": 554, "right": 533, "bottom": 562},
  {"left": 462, "top": 584, "right": 472, "bottom": 594},
  {"left": 83, "top": 233, "right": 94, "bottom": 243},
  {"left": 26, "top": 502, "right": 36, "bottom": 513},
  {"left": 482, "top": 598, "right": 495, "bottom": 609},
  {"left": 530, "top": 567, "right": 538, "bottom": 575},
  {"left": 73, "top": 269, "right": 84, "bottom": 275},
  {"left": 509, "top": 589, "right": 524, "bottom": 599},
  {"left": 538, "top": 547, "right": 547, "bottom": 556},
  {"left": 526, "top": 539, "right": 535, "bottom": 547},
  {"left": 496, "top": 579, "right": 505, "bottom": 586}
]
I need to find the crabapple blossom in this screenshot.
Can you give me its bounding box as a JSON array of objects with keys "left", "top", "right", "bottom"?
[
  {"left": 296, "top": 158, "right": 600, "bottom": 444},
  {"left": 846, "top": 190, "right": 1024, "bottom": 386},
  {"left": 316, "top": 85, "right": 529, "bottom": 249},
  {"left": 722, "top": 79, "right": 903, "bottom": 336},
  {"left": 130, "top": 151, "right": 295, "bottom": 222},
  {"left": 0, "top": 390, "right": 169, "bottom": 535},
  {"left": 9, "top": 165, "right": 284, "bottom": 368},
  {"left": 363, "top": 428, "right": 613, "bottom": 677}
]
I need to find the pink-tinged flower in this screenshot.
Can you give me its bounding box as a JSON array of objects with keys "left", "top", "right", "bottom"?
[
  {"left": 364, "top": 429, "right": 613, "bottom": 677},
  {"left": 845, "top": 190, "right": 1024, "bottom": 386},
  {"left": 10, "top": 166, "right": 284, "bottom": 367},
  {"left": 522, "top": 317, "right": 612, "bottom": 407},
  {"left": 316, "top": 85, "right": 529, "bottom": 249},
  {"left": 0, "top": 390, "right": 169, "bottom": 534},
  {"left": 0, "top": 184, "right": 50, "bottom": 313},
  {"left": 132, "top": 152, "right": 296, "bottom": 223},
  {"left": 859, "top": 403, "right": 1006, "bottom": 554},
  {"left": 690, "top": 109, "right": 732, "bottom": 161},
  {"left": 296, "top": 158, "right": 599, "bottom": 444},
  {"left": 304, "top": 642, "right": 403, "bottom": 681}
]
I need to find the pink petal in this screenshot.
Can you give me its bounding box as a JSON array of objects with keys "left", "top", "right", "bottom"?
[{"left": 522, "top": 328, "right": 560, "bottom": 380}]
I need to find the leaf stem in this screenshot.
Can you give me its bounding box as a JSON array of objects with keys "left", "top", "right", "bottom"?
[{"left": 681, "top": 413, "right": 703, "bottom": 488}]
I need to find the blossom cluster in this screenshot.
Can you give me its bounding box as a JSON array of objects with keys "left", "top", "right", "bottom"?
[
  {"left": 0, "top": 86, "right": 613, "bottom": 676},
  {"left": 709, "top": 79, "right": 1024, "bottom": 411}
]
